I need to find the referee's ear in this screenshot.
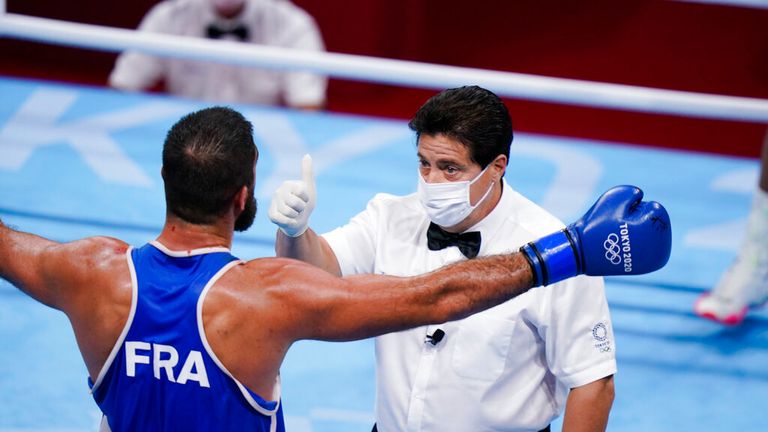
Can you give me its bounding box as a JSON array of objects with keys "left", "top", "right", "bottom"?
[{"left": 490, "top": 154, "right": 507, "bottom": 180}]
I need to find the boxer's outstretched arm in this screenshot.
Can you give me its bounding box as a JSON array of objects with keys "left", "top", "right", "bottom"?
[
  {"left": 0, "top": 219, "right": 126, "bottom": 310},
  {"left": 253, "top": 252, "right": 534, "bottom": 343},
  {"left": 0, "top": 219, "right": 63, "bottom": 307},
  {"left": 265, "top": 185, "right": 672, "bottom": 342}
]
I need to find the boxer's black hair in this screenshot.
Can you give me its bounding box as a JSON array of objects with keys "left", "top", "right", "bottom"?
[
  {"left": 408, "top": 85, "right": 513, "bottom": 168},
  {"left": 162, "top": 106, "right": 257, "bottom": 225}
]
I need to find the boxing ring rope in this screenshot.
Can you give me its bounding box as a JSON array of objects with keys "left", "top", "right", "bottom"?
[{"left": 2, "top": 12, "right": 768, "bottom": 123}]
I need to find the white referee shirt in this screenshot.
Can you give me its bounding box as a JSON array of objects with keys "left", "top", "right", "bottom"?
[
  {"left": 109, "top": 0, "right": 327, "bottom": 107},
  {"left": 323, "top": 181, "right": 617, "bottom": 432}
]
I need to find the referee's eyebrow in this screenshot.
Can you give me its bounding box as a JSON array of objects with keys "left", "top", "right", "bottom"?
[{"left": 416, "top": 151, "right": 464, "bottom": 167}]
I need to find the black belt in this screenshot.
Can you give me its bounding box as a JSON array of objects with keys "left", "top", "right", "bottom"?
[{"left": 372, "top": 423, "right": 551, "bottom": 431}]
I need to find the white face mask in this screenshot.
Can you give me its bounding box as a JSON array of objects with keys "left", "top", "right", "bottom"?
[{"left": 417, "top": 165, "right": 494, "bottom": 228}]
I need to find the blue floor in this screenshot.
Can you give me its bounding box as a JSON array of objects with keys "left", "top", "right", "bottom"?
[{"left": 0, "top": 76, "right": 766, "bottom": 431}]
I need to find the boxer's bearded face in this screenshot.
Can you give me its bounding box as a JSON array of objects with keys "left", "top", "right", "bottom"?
[{"left": 234, "top": 189, "right": 257, "bottom": 232}]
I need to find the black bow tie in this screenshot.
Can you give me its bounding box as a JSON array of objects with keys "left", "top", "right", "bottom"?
[
  {"left": 426, "top": 222, "right": 481, "bottom": 259},
  {"left": 206, "top": 23, "right": 249, "bottom": 41}
]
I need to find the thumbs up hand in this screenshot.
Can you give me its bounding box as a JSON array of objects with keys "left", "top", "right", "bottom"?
[{"left": 268, "top": 154, "right": 317, "bottom": 237}]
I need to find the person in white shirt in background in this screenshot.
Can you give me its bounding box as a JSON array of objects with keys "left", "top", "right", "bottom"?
[
  {"left": 696, "top": 134, "right": 768, "bottom": 325},
  {"left": 109, "top": 0, "right": 327, "bottom": 109},
  {"left": 269, "top": 85, "right": 617, "bottom": 432}
]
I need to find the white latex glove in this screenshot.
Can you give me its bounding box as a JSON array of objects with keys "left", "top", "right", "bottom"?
[{"left": 268, "top": 154, "right": 316, "bottom": 237}]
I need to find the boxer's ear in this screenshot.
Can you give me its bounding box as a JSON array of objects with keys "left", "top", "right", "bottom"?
[{"left": 234, "top": 185, "right": 249, "bottom": 212}]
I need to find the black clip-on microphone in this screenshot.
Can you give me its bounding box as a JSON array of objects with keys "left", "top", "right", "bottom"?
[{"left": 426, "top": 328, "right": 445, "bottom": 345}]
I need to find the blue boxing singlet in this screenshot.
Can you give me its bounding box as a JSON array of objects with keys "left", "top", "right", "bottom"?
[{"left": 89, "top": 241, "right": 284, "bottom": 432}]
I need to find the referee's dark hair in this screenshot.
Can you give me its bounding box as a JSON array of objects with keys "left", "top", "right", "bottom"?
[{"left": 408, "top": 85, "right": 513, "bottom": 169}]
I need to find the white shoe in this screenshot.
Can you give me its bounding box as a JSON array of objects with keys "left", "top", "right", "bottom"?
[
  {"left": 695, "top": 189, "right": 768, "bottom": 325},
  {"left": 694, "top": 255, "right": 767, "bottom": 325},
  {"left": 693, "top": 294, "right": 748, "bottom": 325}
]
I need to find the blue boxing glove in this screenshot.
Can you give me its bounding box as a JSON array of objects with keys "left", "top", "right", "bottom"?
[{"left": 520, "top": 185, "right": 671, "bottom": 286}]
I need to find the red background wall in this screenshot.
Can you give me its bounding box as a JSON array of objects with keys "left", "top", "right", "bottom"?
[{"left": 1, "top": 0, "right": 767, "bottom": 156}]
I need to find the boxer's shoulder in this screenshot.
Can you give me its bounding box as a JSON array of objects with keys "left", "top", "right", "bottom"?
[{"left": 59, "top": 236, "right": 131, "bottom": 270}]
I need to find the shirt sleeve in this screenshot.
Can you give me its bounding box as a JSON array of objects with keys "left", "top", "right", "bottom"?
[
  {"left": 322, "top": 194, "right": 387, "bottom": 276},
  {"left": 539, "top": 275, "right": 617, "bottom": 389},
  {"left": 108, "top": 4, "right": 171, "bottom": 90}
]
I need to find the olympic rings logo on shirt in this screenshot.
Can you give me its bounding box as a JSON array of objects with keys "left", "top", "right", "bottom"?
[{"left": 603, "top": 233, "right": 622, "bottom": 265}]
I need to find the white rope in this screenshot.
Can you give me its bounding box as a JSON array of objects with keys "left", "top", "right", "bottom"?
[{"left": 2, "top": 12, "right": 768, "bottom": 123}]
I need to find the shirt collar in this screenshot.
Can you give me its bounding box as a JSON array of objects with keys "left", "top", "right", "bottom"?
[{"left": 150, "top": 240, "right": 231, "bottom": 257}]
